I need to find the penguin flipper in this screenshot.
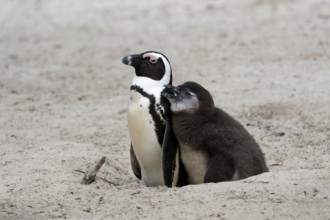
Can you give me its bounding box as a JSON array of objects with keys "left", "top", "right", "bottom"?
[
  {"left": 162, "top": 114, "right": 179, "bottom": 187},
  {"left": 130, "top": 144, "right": 141, "bottom": 180},
  {"left": 204, "top": 141, "right": 235, "bottom": 183}
]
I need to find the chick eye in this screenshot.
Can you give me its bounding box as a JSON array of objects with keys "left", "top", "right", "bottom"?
[
  {"left": 149, "top": 59, "right": 157, "bottom": 64},
  {"left": 185, "top": 90, "right": 194, "bottom": 96}
]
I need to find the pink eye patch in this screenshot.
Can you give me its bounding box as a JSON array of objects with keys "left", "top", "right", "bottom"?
[{"left": 143, "top": 53, "right": 158, "bottom": 63}]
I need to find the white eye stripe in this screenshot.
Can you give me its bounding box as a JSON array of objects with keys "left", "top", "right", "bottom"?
[{"left": 132, "top": 52, "right": 171, "bottom": 89}]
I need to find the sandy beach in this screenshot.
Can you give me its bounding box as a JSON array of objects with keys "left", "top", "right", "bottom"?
[{"left": 1, "top": 0, "right": 330, "bottom": 219}]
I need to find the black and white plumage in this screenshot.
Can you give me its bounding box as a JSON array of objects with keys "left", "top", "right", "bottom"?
[{"left": 122, "top": 51, "right": 184, "bottom": 187}]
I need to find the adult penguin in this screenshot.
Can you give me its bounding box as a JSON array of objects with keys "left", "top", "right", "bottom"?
[{"left": 122, "top": 51, "right": 186, "bottom": 187}]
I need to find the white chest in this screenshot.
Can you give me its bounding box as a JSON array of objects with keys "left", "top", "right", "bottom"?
[
  {"left": 180, "top": 144, "right": 210, "bottom": 184},
  {"left": 127, "top": 90, "right": 164, "bottom": 186}
]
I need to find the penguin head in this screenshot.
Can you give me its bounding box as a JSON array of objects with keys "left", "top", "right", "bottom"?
[
  {"left": 162, "top": 81, "right": 214, "bottom": 114},
  {"left": 122, "top": 51, "right": 172, "bottom": 85}
]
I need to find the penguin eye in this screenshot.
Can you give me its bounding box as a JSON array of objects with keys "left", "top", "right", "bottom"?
[
  {"left": 184, "top": 89, "right": 194, "bottom": 96},
  {"left": 149, "top": 59, "right": 157, "bottom": 64}
]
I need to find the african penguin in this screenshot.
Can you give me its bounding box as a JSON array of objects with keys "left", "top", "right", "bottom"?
[
  {"left": 162, "top": 81, "right": 268, "bottom": 184},
  {"left": 122, "top": 51, "right": 185, "bottom": 187}
]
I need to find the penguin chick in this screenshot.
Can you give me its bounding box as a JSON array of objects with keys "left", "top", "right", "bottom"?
[{"left": 162, "top": 81, "right": 268, "bottom": 184}]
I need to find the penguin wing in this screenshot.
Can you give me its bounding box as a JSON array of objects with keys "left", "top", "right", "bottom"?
[
  {"left": 130, "top": 144, "right": 141, "bottom": 180},
  {"left": 203, "top": 140, "right": 236, "bottom": 183},
  {"left": 161, "top": 99, "right": 179, "bottom": 187}
]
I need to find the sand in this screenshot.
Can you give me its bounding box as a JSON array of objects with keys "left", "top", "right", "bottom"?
[{"left": 1, "top": 0, "right": 330, "bottom": 219}]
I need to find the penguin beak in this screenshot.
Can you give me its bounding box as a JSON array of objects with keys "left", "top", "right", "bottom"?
[
  {"left": 122, "top": 54, "right": 141, "bottom": 67},
  {"left": 162, "top": 85, "right": 180, "bottom": 99}
]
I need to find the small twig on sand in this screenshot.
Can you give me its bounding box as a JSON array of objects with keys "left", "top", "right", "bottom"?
[
  {"left": 99, "top": 176, "right": 119, "bottom": 186},
  {"left": 73, "top": 156, "right": 119, "bottom": 186},
  {"left": 73, "top": 168, "right": 118, "bottom": 186},
  {"left": 83, "top": 156, "right": 106, "bottom": 184},
  {"left": 73, "top": 156, "right": 108, "bottom": 184}
]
